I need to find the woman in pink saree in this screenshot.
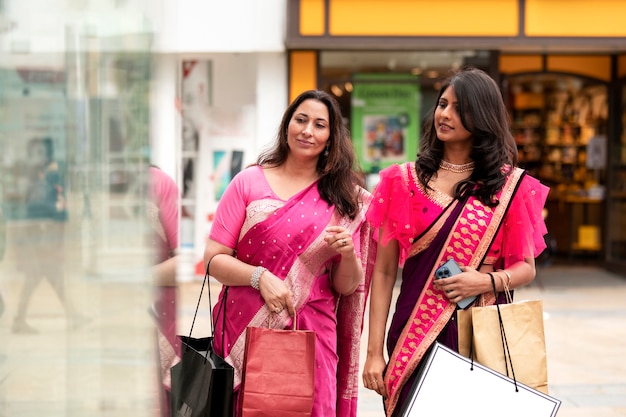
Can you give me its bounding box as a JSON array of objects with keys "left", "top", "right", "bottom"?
[
  {"left": 203, "top": 90, "right": 375, "bottom": 417},
  {"left": 361, "top": 68, "right": 550, "bottom": 416},
  {"left": 149, "top": 166, "right": 181, "bottom": 417}
]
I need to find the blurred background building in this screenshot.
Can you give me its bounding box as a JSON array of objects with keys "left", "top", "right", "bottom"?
[{"left": 0, "top": 0, "right": 625, "bottom": 416}]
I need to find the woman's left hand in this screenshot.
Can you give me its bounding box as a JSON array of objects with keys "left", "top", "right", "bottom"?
[
  {"left": 324, "top": 225, "right": 361, "bottom": 295},
  {"left": 324, "top": 226, "right": 354, "bottom": 257},
  {"left": 432, "top": 266, "right": 489, "bottom": 304}
]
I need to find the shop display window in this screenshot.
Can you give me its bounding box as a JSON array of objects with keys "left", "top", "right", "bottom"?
[
  {"left": 606, "top": 83, "right": 626, "bottom": 262},
  {"left": 504, "top": 73, "right": 608, "bottom": 258},
  {"left": 506, "top": 74, "right": 608, "bottom": 190},
  {"left": 318, "top": 50, "right": 491, "bottom": 173}
]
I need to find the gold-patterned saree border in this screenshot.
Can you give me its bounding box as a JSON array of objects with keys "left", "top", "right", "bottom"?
[{"left": 384, "top": 168, "right": 526, "bottom": 416}]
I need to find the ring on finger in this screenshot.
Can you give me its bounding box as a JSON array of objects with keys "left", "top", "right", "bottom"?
[
  {"left": 274, "top": 307, "right": 282, "bottom": 313},
  {"left": 342, "top": 239, "right": 347, "bottom": 246}
]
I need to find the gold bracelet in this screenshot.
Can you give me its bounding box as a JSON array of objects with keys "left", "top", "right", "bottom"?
[{"left": 498, "top": 269, "right": 512, "bottom": 289}]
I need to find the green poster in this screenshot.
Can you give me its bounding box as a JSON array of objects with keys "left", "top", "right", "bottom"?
[{"left": 351, "top": 74, "right": 420, "bottom": 173}]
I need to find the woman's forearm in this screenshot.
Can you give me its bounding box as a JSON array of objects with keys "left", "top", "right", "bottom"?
[
  {"left": 153, "top": 255, "right": 178, "bottom": 286},
  {"left": 479, "top": 257, "right": 536, "bottom": 293},
  {"left": 367, "top": 267, "right": 398, "bottom": 362},
  {"left": 498, "top": 257, "right": 536, "bottom": 290},
  {"left": 203, "top": 240, "right": 256, "bottom": 287},
  {"left": 332, "top": 252, "right": 363, "bottom": 295},
  {"left": 367, "top": 239, "right": 400, "bottom": 358}
]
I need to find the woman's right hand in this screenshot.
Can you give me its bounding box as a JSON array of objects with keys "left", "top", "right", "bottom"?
[
  {"left": 362, "top": 354, "right": 388, "bottom": 398},
  {"left": 258, "top": 270, "right": 296, "bottom": 317}
]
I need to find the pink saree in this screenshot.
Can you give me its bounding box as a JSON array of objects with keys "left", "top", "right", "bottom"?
[
  {"left": 210, "top": 166, "right": 375, "bottom": 417},
  {"left": 149, "top": 167, "right": 181, "bottom": 417},
  {"left": 367, "top": 162, "right": 549, "bottom": 416}
]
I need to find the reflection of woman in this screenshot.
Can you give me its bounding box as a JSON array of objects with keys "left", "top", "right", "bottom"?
[
  {"left": 24, "top": 138, "right": 67, "bottom": 221},
  {"left": 13, "top": 137, "right": 85, "bottom": 333},
  {"left": 203, "top": 90, "right": 376, "bottom": 417},
  {"left": 148, "top": 166, "right": 180, "bottom": 417},
  {"left": 361, "top": 68, "right": 549, "bottom": 416}
]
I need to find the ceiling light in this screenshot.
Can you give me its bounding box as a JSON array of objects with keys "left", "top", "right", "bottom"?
[{"left": 330, "top": 84, "right": 343, "bottom": 97}]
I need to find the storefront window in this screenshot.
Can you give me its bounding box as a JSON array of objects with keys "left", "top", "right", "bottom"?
[
  {"left": 321, "top": 50, "right": 490, "bottom": 115},
  {"left": 606, "top": 83, "right": 626, "bottom": 262},
  {"left": 319, "top": 50, "right": 492, "bottom": 174},
  {"left": 504, "top": 73, "right": 608, "bottom": 259}
]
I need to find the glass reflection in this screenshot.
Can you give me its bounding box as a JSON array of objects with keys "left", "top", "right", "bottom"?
[{"left": 0, "top": 28, "right": 159, "bottom": 417}]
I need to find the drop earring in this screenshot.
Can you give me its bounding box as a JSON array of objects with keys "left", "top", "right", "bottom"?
[{"left": 324, "top": 146, "right": 329, "bottom": 157}]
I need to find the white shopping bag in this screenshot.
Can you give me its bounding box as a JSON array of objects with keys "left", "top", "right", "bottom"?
[{"left": 399, "top": 343, "right": 561, "bottom": 417}]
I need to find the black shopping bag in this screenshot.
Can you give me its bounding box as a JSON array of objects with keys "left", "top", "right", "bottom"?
[
  {"left": 170, "top": 335, "right": 234, "bottom": 417},
  {"left": 170, "top": 256, "right": 233, "bottom": 417}
]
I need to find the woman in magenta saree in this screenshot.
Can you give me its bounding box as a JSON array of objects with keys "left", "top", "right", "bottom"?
[
  {"left": 149, "top": 166, "right": 181, "bottom": 417},
  {"left": 361, "top": 68, "right": 549, "bottom": 416},
  {"left": 204, "top": 90, "right": 375, "bottom": 417}
]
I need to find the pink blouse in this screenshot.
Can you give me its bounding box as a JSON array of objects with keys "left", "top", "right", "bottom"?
[
  {"left": 150, "top": 166, "right": 179, "bottom": 262},
  {"left": 209, "top": 165, "right": 275, "bottom": 249},
  {"left": 367, "top": 162, "right": 549, "bottom": 268}
]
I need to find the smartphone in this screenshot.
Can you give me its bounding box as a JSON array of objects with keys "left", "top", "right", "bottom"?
[{"left": 435, "top": 259, "right": 477, "bottom": 309}]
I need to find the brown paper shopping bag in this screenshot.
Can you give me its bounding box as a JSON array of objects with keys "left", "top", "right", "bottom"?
[
  {"left": 240, "top": 317, "right": 316, "bottom": 417},
  {"left": 458, "top": 279, "right": 549, "bottom": 394}
]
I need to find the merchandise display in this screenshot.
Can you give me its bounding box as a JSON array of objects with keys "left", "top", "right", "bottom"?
[{"left": 506, "top": 74, "right": 608, "bottom": 258}]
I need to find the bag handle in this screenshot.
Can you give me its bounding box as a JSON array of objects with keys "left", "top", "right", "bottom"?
[
  {"left": 487, "top": 272, "right": 519, "bottom": 392},
  {"left": 265, "top": 310, "right": 298, "bottom": 331},
  {"left": 187, "top": 255, "right": 228, "bottom": 360},
  {"left": 501, "top": 275, "right": 513, "bottom": 304}
]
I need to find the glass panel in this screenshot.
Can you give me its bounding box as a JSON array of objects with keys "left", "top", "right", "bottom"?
[{"left": 0, "top": 29, "right": 157, "bottom": 417}]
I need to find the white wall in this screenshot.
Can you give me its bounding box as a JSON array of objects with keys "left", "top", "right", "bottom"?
[
  {"left": 255, "top": 52, "right": 288, "bottom": 153},
  {"left": 165, "top": 51, "right": 287, "bottom": 279},
  {"left": 167, "top": 0, "right": 286, "bottom": 53},
  {"left": 211, "top": 54, "right": 258, "bottom": 110},
  {"left": 150, "top": 53, "right": 179, "bottom": 180}
]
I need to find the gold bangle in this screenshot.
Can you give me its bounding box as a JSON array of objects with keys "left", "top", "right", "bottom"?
[{"left": 498, "top": 269, "right": 512, "bottom": 288}]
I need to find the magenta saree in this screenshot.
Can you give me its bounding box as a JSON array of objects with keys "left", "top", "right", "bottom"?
[
  {"left": 149, "top": 167, "right": 181, "bottom": 417},
  {"left": 211, "top": 167, "right": 375, "bottom": 417},
  {"left": 367, "top": 163, "right": 549, "bottom": 416}
]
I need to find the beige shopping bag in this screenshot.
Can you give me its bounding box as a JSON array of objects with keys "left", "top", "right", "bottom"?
[{"left": 458, "top": 297, "right": 549, "bottom": 394}]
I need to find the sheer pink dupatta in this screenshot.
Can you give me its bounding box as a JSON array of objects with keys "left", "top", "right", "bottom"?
[{"left": 337, "top": 191, "right": 377, "bottom": 417}]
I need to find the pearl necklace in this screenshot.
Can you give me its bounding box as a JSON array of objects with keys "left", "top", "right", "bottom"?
[{"left": 439, "top": 160, "right": 475, "bottom": 173}]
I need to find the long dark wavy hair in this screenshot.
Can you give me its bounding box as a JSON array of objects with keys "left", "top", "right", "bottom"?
[
  {"left": 416, "top": 67, "right": 518, "bottom": 207},
  {"left": 257, "top": 90, "right": 365, "bottom": 219}
]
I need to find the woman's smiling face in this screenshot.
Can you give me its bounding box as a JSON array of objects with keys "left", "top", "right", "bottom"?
[
  {"left": 434, "top": 86, "right": 472, "bottom": 144},
  {"left": 286, "top": 99, "right": 330, "bottom": 159}
]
